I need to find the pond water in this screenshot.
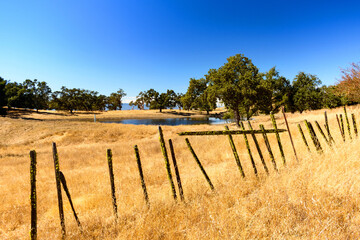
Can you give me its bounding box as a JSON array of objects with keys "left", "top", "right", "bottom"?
[{"left": 101, "top": 117, "right": 232, "bottom": 126}]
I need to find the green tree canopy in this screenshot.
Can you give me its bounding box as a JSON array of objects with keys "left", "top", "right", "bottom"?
[
  {"left": 319, "top": 85, "right": 346, "bottom": 109},
  {"left": 292, "top": 72, "right": 322, "bottom": 113},
  {"left": 181, "top": 78, "right": 216, "bottom": 114},
  {"left": 129, "top": 91, "right": 146, "bottom": 110},
  {"left": 23, "top": 79, "right": 52, "bottom": 111},
  {"left": 50, "top": 87, "right": 108, "bottom": 113},
  {"left": 107, "top": 89, "right": 126, "bottom": 110},
  {"left": 258, "top": 67, "right": 291, "bottom": 114},
  {"left": 207, "top": 54, "right": 262, "bottom": 126},
  {"left": 5, "top": 81, "right": 27, "bottom": 109},
  {"left": 138, "top": 89, "right": 180, "bottom": 112}
]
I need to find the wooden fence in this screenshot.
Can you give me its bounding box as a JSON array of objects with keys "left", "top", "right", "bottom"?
[{"left": 28, "top": 106, "right": 358, "bottom": 239}]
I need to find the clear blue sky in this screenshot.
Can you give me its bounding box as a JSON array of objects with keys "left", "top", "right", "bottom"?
[{"left": 1, "top": 0, "right": 360, "bottom": 102}]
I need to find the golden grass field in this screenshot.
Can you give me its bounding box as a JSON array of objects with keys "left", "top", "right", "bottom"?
[{"left": 1, "top": 107, "right": 360, "bottom": 239}]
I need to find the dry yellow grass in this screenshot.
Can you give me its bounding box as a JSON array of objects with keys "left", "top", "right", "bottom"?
[{"left": 1, "top": 107, "right": 360, "bottom": 239}]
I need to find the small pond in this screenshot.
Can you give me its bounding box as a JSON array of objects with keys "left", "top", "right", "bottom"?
[{"left": 101, "top": 117, "right": 232, "bottom": 126}]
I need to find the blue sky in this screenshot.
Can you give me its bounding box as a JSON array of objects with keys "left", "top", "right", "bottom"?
[{"left": 1, "top": 0, "right": 360, "bottom": 102}]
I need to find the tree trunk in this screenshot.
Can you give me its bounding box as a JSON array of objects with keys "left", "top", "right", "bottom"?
[
  {"left": 159, "top": 108, "right": 162, "bottom": 113},
  {"left": 206, "top": 110, "right": 209, "bottom": 115}
]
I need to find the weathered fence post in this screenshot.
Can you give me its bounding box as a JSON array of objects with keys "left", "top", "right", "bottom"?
[
  {"left": 310, "top": 121, "right": 322, "bottom": 152},
  {"left": 270, "top": 112, "right": 286, "bottom": 166},
  {"left": 107, "top": 149, "right": 118, "bottom": 220},
  {"left": 158, "top": 126, "right": 177, "bottom": 200},
  {"left": 240, "top": 122, "right": 258, "bottom": 176},
  {"left": 324, "top": 111, "right": 334, "bottom": 144},
  {"left": 52, "top": 142, "right": 66, "bottom": 237},
  {"left": 134, "top": 145, "right": 150, "bottom": 206},
  {"left": 344, "top": 106, "right": 352, "bottom": 140},
  {"left": 59, "top": 171, "right": 82, "bottom": 230},
  {"left": 352, "top": 113, "right": 358, "bottom": 137},
  {"left": 185, "top": 138, "right": 214, "bottom": 190},
  {"left": 247, "top": 121, "right": 269, "bottom": 174},
  {"left": 168, "top": 139, "right": 184, "bottom": 201},
  {"left": 340, "top": 114, "right": 345, "bottom": 140},
  {"left": 304, "top": 121, "right": 323, "bottom": 153},
  {"left": 298, "top": 124, "right": 311, "bottom": 152},
  {"left": 30, "top": 150, "right": 37, "bottom": 240},
  {"left": 336, "top": 114, "right": 345, "bottom": 142},
  {"left": 282, "top": 107, "right": 298, "bottom": 162},
  {"left": 177, "top": 129, "right": 287, "bottom": 136},
  {"left": 224, "top": 126, "right": 245, "bottom": 178},
  {"left": 314, "top": 121, "right": 330, "bottom": 146},
  {"left": 259, "top": 124, "right": 278, "bottom": 172}
]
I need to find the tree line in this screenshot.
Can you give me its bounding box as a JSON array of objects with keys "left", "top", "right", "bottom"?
[
  {"left": 177, "top": 54, "right": 354, "bottom": 126},
  {"left": 128, "top": 54, "right": 355, "bottom": 126},
  {"left": 1, "top": 54, "right": 358, "bottom": 125},
  {"left": 0, "top": 78, "right": 127, "bottom": 115}
]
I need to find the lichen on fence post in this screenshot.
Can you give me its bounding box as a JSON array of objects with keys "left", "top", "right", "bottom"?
[
  {"left": 314, "top": 121, "right": 330, "bottom": 146},
  {"left": 177, "top": 129, "right": 286, "bottom": 136},
  {"left": 240, "top": 122, "right": 258, "bottom": 176},
  {"left": 336, "top": 114, "right": 345, "bottom": 142},
  {"left": 344, "top": 106, "right": 352, "bottom": 140},
  {"left": 168, "top": 139, "right": 185, "bottom": 201},
  {"left": 185, "top": 138, "right": 214, "bottom": 190},
  {"left": 352, "top": 113, "right": 358, "bottom": 137},
  {"left": 259, "top": 124, "right": 278, "bottom": 172},
  {"left": 224, "top": 125, "right": 245, "bottom": 178},
  {"left": 134, "top": 145, "right": 150, "bottom": 206},
  {"left": 52, "top": 142, "right": 66, "bottom": 237},
  {"left": 107, "top": 149, "right": 118, "bottom": 220},
  {"left": 298, "top": 124, "right": 311, "bottom": 152},
  {"left": 270, "top": 112, "right": 286, "bottom": 166},
  {"left": 158, "top": 126, "right": 177, "bottom": 200},
  {"left": 340, "top": 114, "right": 345, "bottom": 141},
  {"left": 324, "top": 111, "right": 334, "bottom": 144},
  {"left": 247, "top": 122, "right": 268, "bottom": 174},
  {"left": 304, "top": 121, "right": 323, "bottom": 153},
  {"left": 30, "top": 150, "right": 37, "bottom": 240},
  {"left": 59, "top": 171, "right": 82, "bottom": 230},
  {"left": 282, "top": 107, "right": 298, "bottom": 162}
]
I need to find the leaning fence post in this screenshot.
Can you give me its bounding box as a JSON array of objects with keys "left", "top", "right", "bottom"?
[
  {"left": 314, "top": 121, "right": 330, "bottom": 146},
  {"left": 336, "top": 114, "right": 345, "bottom": 142},
  {"left": 134, "top": 145, "right": 150, "bottom": 207},
  {"left": 247, "top": 121, "right": 268, "bottom": 174},
  {"left": 340, "top": 114, "right": 345, "bottom": 141},
  {"left": 324, "top": 111, "right": 334, "bottom": 144},
  {"left": 158, "top": 126, "right": 177, "bottom": 200},
  {"left": 240, "top": 122, "right": 258, "bottom": 176},
  {"left": 30, "top": 150, "right": 37, "bottom": 240},
  {"left": 107, "top": 149, "right": 118, "bottom": 220},
  {"left": 168, "top": 139, "right": 184, "bottom": 201},
  {"left": 185, "top": 138, "right": 214, "bottom": 190},
  {"left": 305, "top": 121, "right": 323, "bottom": 153},
  {"left": 282, "top": 107, "right": 298, "bottom": 162},
  {"left": 59, "top": 171, "right": 82, "bottom": 230},
  {"left": 224, "top": 126, "right": 245, "bottom": 178},
  {"left": 352, "top": 113, "right": 358, "bottom": 137},
  {"left": 298, "top": 124, "right": 311, "bottom": 152},
  {"left": 270, "top": 112, "right": 286, "bottom": 166},
  {"left": 259, "top": 124, "right": 278, "bottom": 172},
  {"left": 52, "top": 142, "right": 66, "bottom": 237},
  {"left": 344, "top": 106, "right": 352, "bottom": 140}
]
